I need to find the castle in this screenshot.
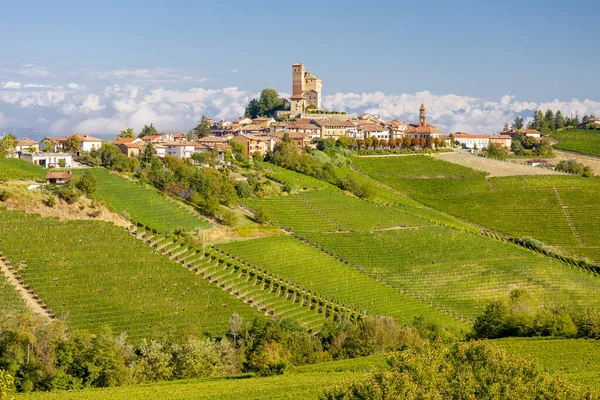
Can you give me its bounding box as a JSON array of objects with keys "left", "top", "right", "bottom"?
[{"left": 289, "top": 62, "right": 323, "bottom": 116}]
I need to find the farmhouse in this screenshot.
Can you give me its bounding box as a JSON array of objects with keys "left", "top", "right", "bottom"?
[
  {"left": 45, "top": 171, "right": 72, "bottom": 185},
  {"left": 21, "top": 152, "right": 74, "bottom": 168},
  {"left": 15, "top": 138, "right": 39, "bottom": 154}
]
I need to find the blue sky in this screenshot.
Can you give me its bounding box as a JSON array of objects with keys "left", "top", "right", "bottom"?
[{"left": 1, "top": 0, "right": 599, "bottom": 138}]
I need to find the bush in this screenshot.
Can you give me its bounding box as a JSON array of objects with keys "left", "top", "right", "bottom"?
[
  {"left": 254, "top": 207, "right": 271, "bottom": 224},
  {"left": 75, "top": 170, "right": 97, "bottom": 197},
  {"left": 0, "top": 190, "right": 9, "bottom": 202},
  {"left": 45, "top": 196, "right": 56, "bottom": 207},
  {"left": 219, "top": 209, "right": 238, "bottom": 227},
  {"left": 322, "top": 341, "right": 597, "bottom": 399}
]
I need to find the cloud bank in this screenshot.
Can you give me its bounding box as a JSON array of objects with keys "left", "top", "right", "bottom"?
[{"left": 1, "top": 72, "right": 599, "bottom": 137}]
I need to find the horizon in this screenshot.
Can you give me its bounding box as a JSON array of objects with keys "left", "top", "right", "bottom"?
[{"left": 1, "top": 0, "right": 599, "bottom": 138}]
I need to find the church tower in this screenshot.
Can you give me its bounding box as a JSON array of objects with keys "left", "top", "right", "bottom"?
[{"left": 419, "top": 103, "right": 426, "bottom": 126}]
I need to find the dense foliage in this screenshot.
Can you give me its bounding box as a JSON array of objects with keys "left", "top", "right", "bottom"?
[
  {"left": 555, "top": 159, "right": 594, "bottom": 177},
  {"left": 322, "top": 341, "right": 598, "bottom": 399},
  {"left": 245, "top": 89, "right": 285, "bottom": 118}
]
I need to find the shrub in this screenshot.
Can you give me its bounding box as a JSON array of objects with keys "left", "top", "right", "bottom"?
[
  {"left": 0, "top": 190, "right": 9, "bottom": 202},
  {"left": 247, "top": 342, "right": 290, "bottom": 376},
  {"left": 219, "top": 209, "right": 238, "bottom": 227},
  {"left": 45, "top": 196, "right": 56, "bottom": 207},
  {"left": 322, "top": 342, "right": 597, "bottom": 399},
  {"left": 254, "top": 207, "right": 271, "bottom": 224}
]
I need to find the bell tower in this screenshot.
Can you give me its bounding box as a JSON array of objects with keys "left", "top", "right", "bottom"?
[
  {"left": 419, "top": 103, "right": 426, "bottom": 126},
  {"left": 292, "top": 62, "right": 305, "bottom": 97}
]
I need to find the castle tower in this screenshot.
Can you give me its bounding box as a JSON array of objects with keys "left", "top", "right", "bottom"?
[
  {"left": 292, "top": 63, "right": 305, "bottom": 97},
  {"left": 419, "top": 103, "right": 426, "bottom": 126}
]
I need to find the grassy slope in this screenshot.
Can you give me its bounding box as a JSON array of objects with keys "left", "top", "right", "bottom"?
[
  {"left": 553, "top": 128, "right": 600, "bottom": 157},
  {"left": 0, "top": 208, "right": 259, "bottom": 340},
  {"left": 0, "top": 158, "right": 47, "bottom": 181},
  {"left": 496, "top": 337, "right": 600, "bottom": 387},
  {"left": 16, "top": 354, "right": 387, "bottom": 400},
  {"left": 73, "top": 168, "right": 211, "bottom": 233},
  {"left": 352, "top": 155, "right": 600, "bottom": 264}
]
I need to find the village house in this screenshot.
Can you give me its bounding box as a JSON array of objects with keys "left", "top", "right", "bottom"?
[
  {"left": 40, "top": 134, "right": 103, "bottom": 153},
  {"left": 452, "top": 133, "right": 512, "bottom": 149},
  {"left": 313, "top": 119, "right": 356, "bottom": 139},
  {"left": 584, "top": 117, "right": 600, "bottom": 127},
  {"left": 114, "top": 137, "right": 144, "bottom": 157},
  {"left": 387, "top": 120, "right": 410, "bottom": 139},
  {"left": 140, "top": 134, "right": 164, "bottom": 144},
  {"left": 288, "top": 121, "right": 321, "bottom": 140},
  {"left": 231, "top": 134, "right": 276, "bottom": 158},
  {"left": 501, "top": 128, "right": 543, "bottom": 140},
  {"left": 193, "top": 142, "right": 230, "bottom": 163},
  {"left": 357, "top": 123, "right": 390, "bottom": 141},
  {"left": 154, "top": 144, "right": 167, "bottom": 158},
  {"left": 272, "top": 131, "right": 311, "bottom": 150},
  {"left": 159, "top": 132, "right": 187, "bottom": 142},
  {"left": 237, "top": 124, "right": 267, "bottom": 135},
  {"left": 215, "top": 119, "right": 232, "bottom": 130},
  {"left": 45, "top": 171, "right": 72, "bottom": 185},
  {"left": 526, "top": 159, "right": 550, "bottom": 167},
  {"left": 164, "top": 142, "right": 196, "bottom": 159},
  {"left": 270, "top": 122, "right": 288, "bottom": 133},
  {"left": 404, "top": 104, "right": 442, "bottom": 140},
  {"left": 21, "top": 152, "right": 74, "bottom": 168},
  {"left": 15, "top": 138, "right": 40, "bottom": 154}
]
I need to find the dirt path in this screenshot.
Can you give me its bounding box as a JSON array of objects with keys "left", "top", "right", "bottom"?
[
  {"left": 554, "top": 150, "right": 600, "bottom": 175},
  {"left": 0, "top": 258, "right": 53, "bottom": 320},
  {"left": 434, "top": 151, "right": 565, "bottom": 177}
]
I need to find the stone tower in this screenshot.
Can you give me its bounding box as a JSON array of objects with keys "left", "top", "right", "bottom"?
[
  {"left": 419, "top": 103, "right": 427, "bottom": 126},
  {"left": 292, "top": 63, "right": 305, "bottom": 97}
]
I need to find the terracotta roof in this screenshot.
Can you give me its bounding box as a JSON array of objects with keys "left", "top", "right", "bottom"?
[
  {"left": 519, "top": 129, "right": 542, "bottom": 135},
  {"left": 289, "top": 123, "right": 319, "bottom": 130},
  {"left": 453, "top": 134, "right": 493, "bottom": 139},
  {"left": 46, "top": 171, "right": 72, "bottom": 179},
  {"left": 360, "top": 125, "right": 389, "bottom": 132},
  {"left": 313, "top": 119, "right": 356, "bottom": 128},
  {"left": 141, "top": 135, "right": 162, "bottom": 141},
  {"left": 196, "top": 136, "right": 231, "bottom": 143},
  {"left": 45, "top": 137, "right": 68, "bottom": 144},
  {"left": 273, "top": 131, "right": 309, "bottom": 140},
  {"left": 239, "top": 124, "right": 265, "bottom": 131},
  {"left": 118, "top": 142, "right": 142, "bottom": 148},
  {"left": 17, "top": 139, "right": 38, "bottom": 146},
  {"left": 71, "top": 133, "right": 103, "bottom": 142},
  {"left": 114, "top": 137, "right": 140, "bottom": 145},
  {"left": 387, "top": 120, "right": 408, "bottom": 127},
  {"left": 171, "top": 132, "right": 187, "bottom": 138},
  {"left": 405, "top": 124, "right": 441, "bottom": 134}
]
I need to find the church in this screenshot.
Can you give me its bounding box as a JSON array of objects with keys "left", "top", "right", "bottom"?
[{"left": 404, "top": 104, "right": 442, "bottom": 140}]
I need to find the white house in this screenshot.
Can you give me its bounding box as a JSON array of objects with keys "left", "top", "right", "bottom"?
[
  {"left": 20, "top": 152, "right": 74, "bottom": 168},
  {"left": 40, "top": 134, "right": 103, "bottom": 152},
  {"left": 165, "top": 142, "right": 195, "bottom": 159},
  {"left": 453, "top": 134, "right": 491, "bottom": 149},
  {"left": 15, "top": 139, "right": 40, "bottom": 154},
  {"left": 361, "top": 125, "right": 390, "bottom": 141},
  {"left": 387, "top": 120, "right": 409, "bottom": 139}
]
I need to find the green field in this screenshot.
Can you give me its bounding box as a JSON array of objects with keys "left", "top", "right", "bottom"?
[
  {"left": 0, "top": 158, "right": 47, "bottom": 181},
  {"left": 553, "top": 128, "right": 600, "bottom": 157},
  {"left": 496, "top": 337, "right": 600, "bottom": 387},
  {"left": 73, "top": 168, "right": 211, "bottom": 233},
  {"left": 0, "top": 269, "right": 27, "bottom": 314},
  {"left": 352, "top": 156, "right": 600, "bottom": 264},
  {"left": 15, "top": 355, "right": 386, "bottom": 400},
  {"left": 218, "top": 236, "right": 465, "bottom": 331},
  {"left": 352, "top": 155, "right": 487, "bottom": 178},
  {"left": 0, "top": 208, "right": 257, "bottom": 340}
]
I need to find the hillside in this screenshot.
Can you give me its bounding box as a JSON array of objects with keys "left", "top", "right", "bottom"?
[
  {"left": 352, "top": 155, "right": 600, "bottom": 264},
  {"left": 0, "top": 158, "right": 47, "bottom": 181},
  {"left": 553, "top": 128, "right": 600, "bottom": 157}
]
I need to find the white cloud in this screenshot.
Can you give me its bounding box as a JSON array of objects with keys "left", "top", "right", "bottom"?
[
  {"left": 17, "top": 64, "right": 51, "bottom": 77},
  {"left": 231, "top": 68, "right": 240, "bottom": 74},
  {"left": 79, "top": 94, "right": 105, "bottom": 113},
  {"left": 67, "top": 83, "right": 85, "bottom": 90},
  {"left": 2, "top": 81, "right": 21, "bottom": 89},
  {"left": 23, "top": 83, "right": 52, "bottom": 88}
]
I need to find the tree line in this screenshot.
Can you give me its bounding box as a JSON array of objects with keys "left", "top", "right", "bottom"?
[{"left": 506, "top": 110, "right": 598, "bottom": 134}]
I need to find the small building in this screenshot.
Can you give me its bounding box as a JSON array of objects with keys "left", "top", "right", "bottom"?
[
  {"left": 359, "top": 124, "right": 390, "bottom": 141},
  {"left": 584, "top": 117, "right": 600, "bottom": 127},
  {"left": 502, "top": 128, "right": 543, "bottom": 140},
  {"left": 21, "top": 152, "right": 74, "bottom": 168},
  {"left": 45, "top": 171, "right": 72, "bottom": 185},
  {"left": 313, "top": 119, "right": 357, "bottom": 139},
  {"left": 489, "top": 135, "right": 512, "bottom": 148},
  {"left": 288, "top": 122, "right": 321, "bottom": 140},
  {"left": 114, "top": 137, "right": 144, "bottom": 157},
  {"left": 453, "top": 134, "right": 490, "bottom": 149},
  {"left": 272, "top": 131, "right": 311, "bottom": 151},
  {"left": 387, "top": 120, "right": 410, "bottom": 139},
  {"left": 164, "top": 142, "right": 196, "bottom": 159},
  {"left": 526, "top": 159, "right": 549, "bottom": 167},
  {"left": 231, "top": 134, "right": 276, "bottom": 158},
  {"left": 140, "top": 134, "right": 164, "bottom": 143},
  {"left": 15, "top": 138, "right": 40, "bottom": 154}
]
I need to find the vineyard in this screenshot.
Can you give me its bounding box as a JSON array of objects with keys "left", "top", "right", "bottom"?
[
  {"left": 0, "top": 265, "right": 27, "bottom": 314},
  {"left": 72, "top": 168, "right": 211, "bottom": 233},
  {"left": 352, "top": 155, "right": 487, "bottom": 178},
  {"left": 352, "top": 156, "right": 600, "bottom": 264},
  {"left": 218, "top": 236, "right": 466, "bottom": 332},
  {"left": 552, "top": 128, "right": 600, "bottom": 157},
  {"left": 0, "top": 158, "right": 47, "bottom": 181},
  {"left": 0, "top": 208, "right": 257, "bottom": 339}
]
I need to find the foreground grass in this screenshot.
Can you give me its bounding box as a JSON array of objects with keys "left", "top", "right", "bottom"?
[
  {"left": 16, "top": 355, "right": 386, "bottom": 400},
  {"left": 553, "top": 128, "right": 600, "bottom": 157}
]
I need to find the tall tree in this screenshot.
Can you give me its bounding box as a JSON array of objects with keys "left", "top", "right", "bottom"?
[
  {"left": 244, "top": 99, "right": 260, "bottom": 118},
  {"left": 544, "top": 109, "right": 555, "bottom": 132},
  {"left": 0, "top": 134, "right": 16, "bottom": 157},
  {"left": 245, "top": 89, "right": 284, "bottom": 118},
  {"left": 503, "top": 122, "right": 509, "bottom": 131},
  {"left": 555, "top": 110, "right": 566, "bottom": 130},
  {"left": 140, "top": 143, "right": 155, "bottom": 163},
  {"left": 138, "top": 123, "right": 158, "bottom": 138},
  {"left": 511, "top": 116, "right": 524, "bottom": 130},
  {"left": 118, "top": 128, "right": 135, "bottom": 138},
  {"left": 66, "top": 135, "right": 82, "bottom": 152},
  {"left": 193, "top": 116, "right": 212, "bottom": 138}
]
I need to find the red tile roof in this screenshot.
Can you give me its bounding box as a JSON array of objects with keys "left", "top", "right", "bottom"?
[{"left": 46, "top": 171, "right": 72, "bottom": 180}]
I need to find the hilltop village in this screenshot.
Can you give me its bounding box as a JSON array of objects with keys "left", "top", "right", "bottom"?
[{"left": 3, "top": 62, "right": 561, "bottom": 169}]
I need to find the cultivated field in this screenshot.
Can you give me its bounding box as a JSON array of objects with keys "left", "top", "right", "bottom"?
[
  {"left": 0, "top": 158, "right": 47, "bottom": 181},
  {"left": 553, "top": 128, "right": 600, "bottom": 157},
  {"left": 73, "top": 168, "right": 211, "bottom": 233},
  {"left": 0, "top": 208, "right": 258, "bottom": 340}
]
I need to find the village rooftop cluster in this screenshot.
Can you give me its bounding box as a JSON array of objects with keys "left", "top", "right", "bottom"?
[{"left": 5, "top": 62, "right": 564, "bottom": 169}]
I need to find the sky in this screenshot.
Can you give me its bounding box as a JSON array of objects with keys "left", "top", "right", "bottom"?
[{"left": 1, "top": 0, "right": 599, "bottom": 139}]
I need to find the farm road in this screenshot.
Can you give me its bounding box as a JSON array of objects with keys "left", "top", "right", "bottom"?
[{"left": 434, "top": 152, "right": 564, "bottom": 177}]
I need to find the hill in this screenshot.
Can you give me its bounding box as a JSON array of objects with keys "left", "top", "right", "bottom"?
[
  {"left": 553, "top": 128, "right": 600, "bottom": 157},
  {"left": 0, "top": 158, "right": 46, "bottom": 181}
]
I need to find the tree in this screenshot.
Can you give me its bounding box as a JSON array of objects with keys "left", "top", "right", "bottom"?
[
  {"left": 364, "top": 137, "right": 373, "bottom": 149},
  {"left": 141, "top": 143, "right": 155, "bottom": 163},
  {"left": 555, "top": 110, "right": 566, "bottom": 130},
  {"left": 244, "top": 99, "right": 260, "bottom": 118},
  {"left": 503, "top": 122, "right": 509, "bottom": 131},
  {"left": 388, "top": 138, "right": 397, "bottom": 149},
  {"left": 336, "top": 135, "right": 353, "bottom": 149},
  {"left": 193, "top": 116, "right": 212, "bottom": 138},
  {"left": 402, "top": 136, "right": 411, "bottom": 148},
  {"left": 254, "top": 207, "right": 271, "bottom": 224},
  {"left": 0, "top": 134, "right": 16, "bottom": 157},
  {"left": 75, "top": 170, "right": 97, "bottom": 197},
  {"left": 138, "top": 123, "right": 158, "bottom": 138},
  {"left": 0, "top": 370, "right": 14, "bottom": 400},
  {"left": 544, "top": 109, "right": 555, "bottom": 132},
  {"left": 42, "top": 139, "right": 52, "bottom": 152},
  {"left": 118, "top": 128, "right": 135, "bottom": 138},
  {"left": 371, "top": 137, "right": 380, "bottom": 148},
  {"left": 245, "top": 89, "right": 284, "bottom": 118},
  {"left": 66, "top": 135, "right": 82, "bottom": 152},
  {"left": 511, "top": 116, "right": 524, "bottom": 130}
]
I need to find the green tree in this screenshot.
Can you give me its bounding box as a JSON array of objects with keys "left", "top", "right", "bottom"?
[
  {"left": 140, "top": 143, "right": 155, "bottom": 163},
  {"left": 75, "top": 170, "right": 98, "bottom": 197},
  {"left": 254, "top": 207, "right": 271, "bottom": 224},
  {"left": 503, "top": 122, "right": 509, "bottom": 131},
  {"left": 336, "top": 135, "right": 353, "bottom": 149},
  {"left": 544, "top": 109, "right": 555, "bottom": 132},
  {"left": 247, "top": 342, "right": 291, "bottom": 376},
  {"left": 0, "top": 134, "right": 16, "bottom": 157},
  {"left": 511, "top": 116, "right": 524, "bottom": 130},
  {"left": 66, "top": 135, "right": 82, "bottom": 152},
  {"left": 41, "top": 139, "right": 52, "bottom": 152},
  {"left": 244, "top": 99, "right": 260, "bottom": 118},
  {"left": 193, "top": 116, "right": 212, "bottom": 138},
  {"left": 555, "top": 110, "right": 566, "bottom": 129},
  {"left": 364, "top": 137, "right": 373, "bottom": 149},
  {"left": 118, "top": 128, "right": 135, "bottom": 138},
  {"left": 245, "top": 89, "right": 284, "bottom": 118},
  {"left": 0, "top": 370, "right": 14, "bottom": 400},
  {"left": 138, "top": 123, "right": 158, "bottom": 138}
]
